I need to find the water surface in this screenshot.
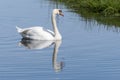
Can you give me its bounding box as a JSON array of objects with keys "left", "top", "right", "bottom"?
[{"left": 0, "top": 0, "right": 120, "bottom": 80}]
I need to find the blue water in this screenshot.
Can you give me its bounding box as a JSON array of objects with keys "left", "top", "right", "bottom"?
[{"left": 0, "top": 0, "right": 120, "bottom": 80}]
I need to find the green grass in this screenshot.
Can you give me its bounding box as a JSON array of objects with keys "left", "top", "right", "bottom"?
[{"left": 56, "top": 0, "right": 120, "bottom": 16}]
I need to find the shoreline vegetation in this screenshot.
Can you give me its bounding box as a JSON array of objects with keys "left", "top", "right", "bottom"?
[
  {"left": 56, "top": 0, "right": 120, "bottom": 16},
  {"left": 52, "top": 0, "right": 120, "bottom": 27}
]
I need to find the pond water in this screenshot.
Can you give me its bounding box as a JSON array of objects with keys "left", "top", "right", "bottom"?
[{"left": 0, "top": 0, "right": 120, "bottom": 80}]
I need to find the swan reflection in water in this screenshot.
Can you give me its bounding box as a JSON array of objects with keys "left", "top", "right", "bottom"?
[{"left": 19, "top": 38, "right": 64, "bottom": 72}]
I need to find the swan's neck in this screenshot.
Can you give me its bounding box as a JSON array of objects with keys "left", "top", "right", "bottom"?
[{"left": 52, "top": 13, "right": 62, "bottom": 40}]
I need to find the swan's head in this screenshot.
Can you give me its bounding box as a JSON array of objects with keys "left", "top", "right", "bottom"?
[{"left": 53, "top": 9, "right": 64, "bottom": 16}]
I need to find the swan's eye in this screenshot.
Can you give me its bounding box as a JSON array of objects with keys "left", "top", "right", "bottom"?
[
  {"left": 58, "top": 9, "right": 64, "bottom": 16},
  {"left": 59, "top": 10, "right": 62, "bottom": 13}
]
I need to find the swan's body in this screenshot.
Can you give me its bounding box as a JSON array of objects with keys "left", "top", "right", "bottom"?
[
  {"left": 16, "top": 9, "right": 64, "bottom": 40},
  {"left": 16, "top": 26, "right": 55, "bottom": 40}
]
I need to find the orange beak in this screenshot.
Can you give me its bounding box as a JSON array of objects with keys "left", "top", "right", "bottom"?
[{"left": 60, "top": 13, "right": 64, "bottom": 16}]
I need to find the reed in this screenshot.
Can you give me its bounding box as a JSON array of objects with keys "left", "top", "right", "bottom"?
[{"left": 57, "top": 0, "right": 120, "bottom": 16}]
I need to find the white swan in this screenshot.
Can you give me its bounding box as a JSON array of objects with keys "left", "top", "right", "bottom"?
[{"left": 16, "top": 9, "right": 64, "bottom": 40}]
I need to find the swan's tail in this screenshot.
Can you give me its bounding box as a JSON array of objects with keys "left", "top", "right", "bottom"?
[{"left": 16, "top": 26, "right": 22, "bottom": 33}]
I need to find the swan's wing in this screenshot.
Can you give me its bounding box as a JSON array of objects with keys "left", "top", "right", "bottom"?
[
  {"left": 18, "top": 26, "right": 55, "bottom": 40},
  {"left": 20, "top": 29, "right": 36, "bottom": 38},
  {"left": 47, "top": 29, "right": 55, "bottom": 36},
  {"left": 22, "top": 29, "right": 31, "bottom": 34},
  {"left": 43, "top": 28, "right": 54, "bottom": 36},
  {"left": 30, "top": 27, "right": 54, "bottom": 36}
]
